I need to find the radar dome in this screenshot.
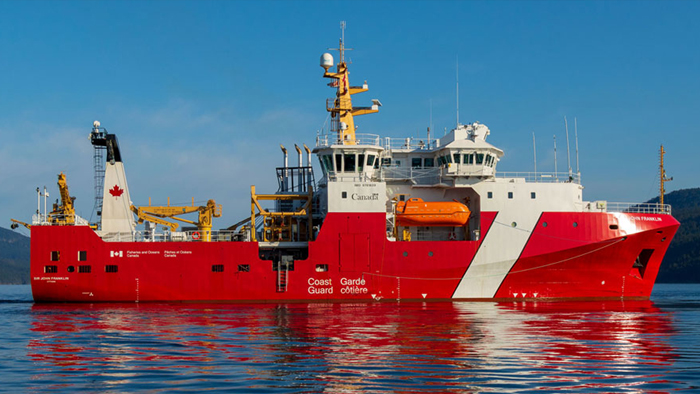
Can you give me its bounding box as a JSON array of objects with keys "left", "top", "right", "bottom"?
[{"left": 320, "top": 53, "right": 334, "bottom": 70}]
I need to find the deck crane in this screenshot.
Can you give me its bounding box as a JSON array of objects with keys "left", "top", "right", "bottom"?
[
  {"left": 130, "top": 199, "right": 222, "bottom": 242},
  {"left": 48, "top": 172, "right": 76, "bottom": 225}
]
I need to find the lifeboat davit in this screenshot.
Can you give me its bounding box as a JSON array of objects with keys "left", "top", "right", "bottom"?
[{"left": 396, "top": 198, "right": 470, "bottom": 227}]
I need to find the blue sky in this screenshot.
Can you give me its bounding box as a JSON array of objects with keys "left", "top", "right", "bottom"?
[{"left": 1, "top": 0, "right": 698, "bottom": 234}]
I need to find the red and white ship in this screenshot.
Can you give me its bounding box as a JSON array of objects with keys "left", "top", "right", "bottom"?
[{"left": 21, "top": 31, "right": 679, "bottom": 303}]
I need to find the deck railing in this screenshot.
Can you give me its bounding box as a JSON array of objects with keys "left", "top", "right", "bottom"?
[
  {"left": 595, "top": 202, "right": 672, "bottom": 215},
  {"left": 495, "top": 172, "right": 582, "bottom": 184},
  {"left": 315, "top": 132, "right": 382, "bottom": 148}
]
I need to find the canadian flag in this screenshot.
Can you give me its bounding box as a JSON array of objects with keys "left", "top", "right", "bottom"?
[{"left": 110, "top": 251, "right": 123, "bottom": 258}]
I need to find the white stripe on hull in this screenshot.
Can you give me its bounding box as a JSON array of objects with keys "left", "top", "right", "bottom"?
[{"left": 453, "top": 209, "right": 542, "bottom": 298}]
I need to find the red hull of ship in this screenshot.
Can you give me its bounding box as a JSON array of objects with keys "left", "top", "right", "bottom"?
[{"left": 30, "top": 212, "right": 679, "bottom": 302}]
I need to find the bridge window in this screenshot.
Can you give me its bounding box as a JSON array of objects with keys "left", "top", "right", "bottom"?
[
  {"left": 78, "top": 251, "right": 87, "bottom": 261},
  {"left": 320, "top": 155, "right": 333, "bottom": 174},
  {"left": 367, "top": 155, "right": 376, "bottom": 167},
  {"left": 453, "top": 153, "right": 461, "bottom": 164},
  {"left": 344, "top": 154, "right": 356, "bottom": 172},
  {"left": 424, "top": 157, "right": 434, "bottom": 167},
  {"left": 51, "top": 251, "right": 60, "bottom": 261},
  {"left": 476, "top": 153, "right": 484, "bottom": 165},
  {"left": 335, "top": 154, "right": 342, "bottom": 172},
  {"left": 412, "top": 158, "right": 422, "bottom": 168},
  {"left": 381, "top": 158, "right": 392, "bottom": 167},
  {"left": 358, "top": 154, "right": 365, "bottom": 172},
  {"left": 445, "top": 155, "right": 452, "bottom": 164}
]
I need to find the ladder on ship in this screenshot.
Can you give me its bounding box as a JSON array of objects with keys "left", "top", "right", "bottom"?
[{"left": 276, "top": 256, "right": 291, "bottom": 293}]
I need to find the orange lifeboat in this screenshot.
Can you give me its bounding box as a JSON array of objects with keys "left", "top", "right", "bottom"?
[{"left": 395, "top": 198, "right": 470, "bottom": 227}]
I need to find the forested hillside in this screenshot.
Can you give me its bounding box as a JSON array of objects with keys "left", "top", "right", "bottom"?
[
  {"left": 0, "top": 227, "right": 30, "bottom": 284},
  {"left": 651, "top": 188, "right": 700, "bottom": 282}
]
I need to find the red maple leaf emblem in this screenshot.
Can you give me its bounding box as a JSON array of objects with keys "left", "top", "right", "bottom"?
[{"left": 109, "top": 185, "right": 124, "bottom": 197}]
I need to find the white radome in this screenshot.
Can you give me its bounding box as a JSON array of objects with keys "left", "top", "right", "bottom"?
[
  {"left": 320, "top": 53, "right": 334, "bottom": 69},
  {"left": 93, "top": 120, "right": 101, "bottom": 128}
]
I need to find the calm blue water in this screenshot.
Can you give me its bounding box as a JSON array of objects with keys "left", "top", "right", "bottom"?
[{"left": 1, "top": 284, "right": 699, "bottom": 393}]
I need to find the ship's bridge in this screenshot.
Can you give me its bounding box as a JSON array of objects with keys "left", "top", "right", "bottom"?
[
  {"left": 314, "top": 132, "right": 384, "bottom": 182},
  {"left": 381, "top": 122, "right": 504, "bottom": 185},
  {"left": 436, "top": 122, "right": 504, "bottom": 178}
]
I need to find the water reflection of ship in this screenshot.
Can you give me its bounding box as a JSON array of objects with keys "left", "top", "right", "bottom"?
[{"left": 27, "top": 301, "right": 676, "bottom": 391}]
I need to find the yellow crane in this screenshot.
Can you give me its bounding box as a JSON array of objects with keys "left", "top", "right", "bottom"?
[
  {"left": 130, "top": 198, "right": 222, "bottom": 242},
  {"left": 48, "top": 172, "right": 76, "bottom": 225}
]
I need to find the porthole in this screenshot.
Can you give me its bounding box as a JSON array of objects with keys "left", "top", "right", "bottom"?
[
  {"left": 511, "top": 222, "right": 517, "bottom": 228},
  {"left": 661, "top": 237, "right": 667, "bottom": 242},
  {"left": 542, "top": 222, "right": 548, "bottom": 227},
  {"left": 428, "top": 251, "right": 434, "bottom": 257},
  {"left": 67, "top": 266, "right": 75, "bottom": 273},
  {"left": 573, "top": 222, "right": 578, "bottom": 228},
  {"left": 403, "top": 251, "right": 408, "bottom": 257}
]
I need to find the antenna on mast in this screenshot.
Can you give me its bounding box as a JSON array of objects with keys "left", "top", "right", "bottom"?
[
  {"left": 340, "top": 21, "right": 346, "bottom": 63},
  {"left": 428, "top": 99, "right": 433, "bottom": 146},
  {"left": 575, "top": 117, "right": 580, "bottom": 176},
  {"left": 533, "top": 132, "right": 537, "bottom": 177},
  {"left": 553, "top": 135, "right": 558, "bottom": 176},
  {"left": 456, "top": 56, "right": 459, "bottom": 127},
  {"left": 565, "top": 116, "right": 572, "bottom": 179}
]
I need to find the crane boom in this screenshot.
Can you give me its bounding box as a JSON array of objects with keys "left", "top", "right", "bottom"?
[
  {"left": 48, "top": 172, "right": 76, "bottom": 225},
  {"left": 130, "top": 199, "right": 222, "bottom": 242}
]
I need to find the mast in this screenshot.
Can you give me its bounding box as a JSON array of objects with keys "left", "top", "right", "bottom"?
[
  {"left": 553, "top": 135, "right": 558, "bottom": 175},
  {"left": 320, "top": 21, "right": 379, "bottom": 145},
  {"left": 533, "top": 132, "right": 537, "bottom": 177},
  {"left": 565, "top": 116, "right": 572, "bottom": 179},
  {"left": 660, "top": 145, "right": 673, "bottom": 206},
  {"left": 574, "top": 117, "right": 580, "bottom": 176},
  {"left": 456, "top": 56, "right": 460, "bottom": 127}
]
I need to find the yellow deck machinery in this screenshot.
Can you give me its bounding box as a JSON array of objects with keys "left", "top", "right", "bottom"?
[
  {"left": 130, "top": 198, "right": 222, "bottom": 242},
  {"left": 250, "top": 185, "right": 314, "bottom": 243}
]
